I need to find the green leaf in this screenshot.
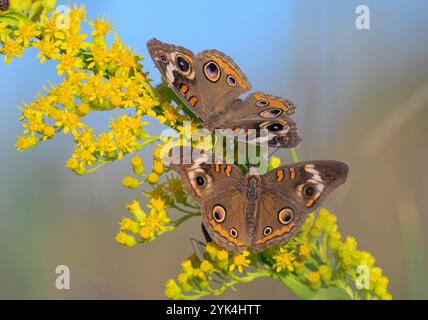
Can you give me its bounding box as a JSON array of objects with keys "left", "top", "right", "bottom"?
[{"left": 310, "top": 287, "right": 353, "bottom": 300}]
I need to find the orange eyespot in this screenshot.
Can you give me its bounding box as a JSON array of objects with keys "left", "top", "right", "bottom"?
[
  {"left": 278, "top": 208, "right": 294, "bottom": 225},
  {"left": 212, "top": 205, "right": 226, "bottom": 223},
  {"left": 204, "top": 61, "right": 221, "bottom": 82},
  {"left": 263, "top": 226, "right": 273, "bottom": 236},
  {"left": 229, "top": 227, "right": 238, "bottom": 238},
  {"left": 179, "top": 83, "right": 189, "bottom": 95},
  {"left": 188, "top": 96, "right": 198, "bottom": 107}
]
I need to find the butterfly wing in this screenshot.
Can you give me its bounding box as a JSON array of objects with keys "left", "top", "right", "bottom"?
[
  {"left": 169, "top": 146, "right": 250, "bottom": 253},
  {"left": 147, "top": 38, "right": 208, "bottom": 120},
  {"left": 192, "top": 50, "right": 251, "bottom": 125},
  {"left": 148, "top": 39, "right": 300, "bottom": 148},
  {"left": 147, "top": 39, "right": 252, "bottom": 124},
  {"left": 216, "top": 92, "right": 301, "bottom": 148},
  {"left": 251, "top": 161, "right": 348, "bottom": 251}
]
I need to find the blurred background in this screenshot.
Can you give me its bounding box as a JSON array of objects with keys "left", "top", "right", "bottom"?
[{"left": 0, "top": 0, "right": 427, "bottom": 299}]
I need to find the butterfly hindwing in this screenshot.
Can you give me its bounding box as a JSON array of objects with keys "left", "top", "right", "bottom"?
[
  {"left": 251, "top": 161, "right": 348, "bottom": 251},
  {"left": 169, "top": 146, "right": 250, "bottom": 253}
]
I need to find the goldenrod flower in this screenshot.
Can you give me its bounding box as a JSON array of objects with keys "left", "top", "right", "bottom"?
[
  {"left": 41, "top": 124, "right": 56, "bottom": 140},
  {"left": 73, "top": 146, "right": 96, "bottom": 166},
  {"left": 65, "top": 157, "right": 81, "bottom": 172},
  {"left": 87, "top": 46, "right": 110, "bottom": 70},
  {"left": 328, "top": 230, "right": 342, "bottom": 249},
  {"left": 318, "top": 265, "right": 332, "bottom": 282},
  {"left": 229, "top": 250, "right": 250, "bottom": 273},
  {"left": 1, "top": 37, "right": 24, "bottom": 64},
  {"left": 119, "top": 217, "right": 140, "bottom": 234},
  {"left": 56, "top": 52, "right": 83, "bottom": 75},
  {"left": 147, "top": 173, "right": 158, "bottom": 184},
  {"left": 307, "top": 272, "right": 321, "bottom": 290},
  {"left": 200, "top": 260, "right": 214, "bottom": 274},
  {"left": 122, "top": 176, "right": 140, "bottom": 189},
  {"left": 205, "top": 243, "right": 218, "bottom": 259},
  {"left": 15, "top": 134, "right": 39, "bottom": 151},
  {"left": 273, "top": 247, "right": 295, "bottom": 273},
  {"left": 14, "top": 20, "right": 40, "bottom": 47},
  {"left": 131, "top": 156, "right": 144, "bottom": 175},
  {"left": 177, "top": 273, "right": 192, "bottom": 292},
  {"left": 181, "top": 259, "right": 194, "bottom": 277},
  {"left": 374, "top": 276, "right": 389, "bottom": 298},
  {"left": 73, "top": 129, "right": 95, "bottom": 148},
  {"left": 217, "top": 249, "right": 229, "bottom": 262},
  {"left": 299, "top": 243, "right": 310, "bottom": 258},
  {"left": 139, "top": 226, "right": 154, "bottom": 241},
  {"left": 115, "top": 231, "right": 137, "bottom": 247},
  {"left": 34, "top": 37, "right": 60, "bottom": 63},
  {"left": 164, "top": 279, "right": 182, "bottom": 300},
  {"left": 55, "top": 111, "right": 85, "bottom": 135},
  {"left": 293, "top": 260, "right": 305, "bottom": 275},
  {"left": 115, "top": 131, "right": 137, "bottom": 159},
  {"left": 89, "top": 16, "right": 113, "bottom": 38},
  {"left": 153, "top": 161, "right": 164, "bottom": 174},
  {"left": 148, "top": 197, "right": 166, "bottom": 212},
  {"left": 125, "top": 200, "right": 146, "bottom": 222},
  {"left": 96, "top": 132, "right": 116, "bottom": 156}
]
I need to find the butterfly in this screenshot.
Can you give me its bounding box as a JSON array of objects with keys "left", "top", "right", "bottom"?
[
  {"left": 147, "top": 38, "right": 301, "bottom": 148},
  {"left": 169, "top": 146, "right": 348, "bottom": 253}
]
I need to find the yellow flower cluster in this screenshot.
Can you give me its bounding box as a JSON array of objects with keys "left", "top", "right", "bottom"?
[
  {"left": 165, "top": 208, "right": 392, "bottom": 300},
  {"left": 116, "top": 147, "right": 201, "bottom": 247},
  {"left": 116, "top": 197, "right": 173, "bottom": 246},
  {"left": 165, "top": 244, "right": 258, "bottom": 299},
  {"left": 1, "top": 4, "right": 187, "bottom": 176}
]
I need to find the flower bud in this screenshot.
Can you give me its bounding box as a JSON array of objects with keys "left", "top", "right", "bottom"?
[
  {"left": 131, "top": 156, "right": 144, "bottom": 175},
  {"left": 122, "top": 176, "right": 140, "bottom": 189}
]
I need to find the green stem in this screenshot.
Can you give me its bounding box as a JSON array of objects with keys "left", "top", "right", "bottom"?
[
  {"left": 291, "top": 148, "right": 299, "bottom": 163},
  {"left": 135, "top": 136, "right": 161, "bottom": 151},
  {"left": 87, "top": 159, "right": 111, "bottom": 174},
  {"left": 171, "top": 212, "right": 201, "bottom": 227},
  {"left": 171, "top": 203, "right": 200, "bottom": 215}
]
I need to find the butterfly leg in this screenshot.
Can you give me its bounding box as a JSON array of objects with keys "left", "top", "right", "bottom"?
[{"left": 201, "top": 223, "right": 212, "bottom": 243}]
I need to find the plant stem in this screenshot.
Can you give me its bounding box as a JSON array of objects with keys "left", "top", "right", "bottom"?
[
  {"left": 172, "top": 212, "right": 201, "bottom": 227},
  {"left": 291, "top": 148, "right": 299, "bottom": 163}
]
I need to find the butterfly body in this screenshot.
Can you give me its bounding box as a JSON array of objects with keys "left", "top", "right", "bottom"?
[
  {"left": 147, "top": 38, "right": 301, "bottom": 148},
  {"left": 170, "top": 147, "right": 348, "bottom": 253}
]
